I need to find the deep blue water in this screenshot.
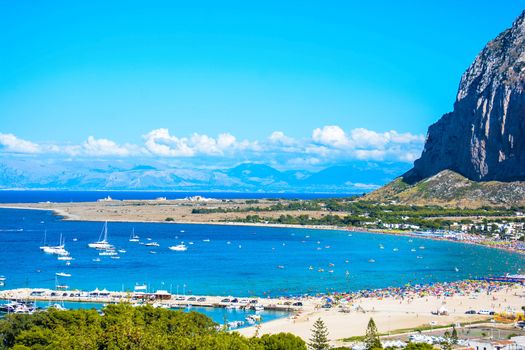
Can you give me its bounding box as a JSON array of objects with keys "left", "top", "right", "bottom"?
[
  {"left": 0, "top": 208, "right": 524, "bottom": 297},
  {"left": 0, "top": 190, "right": 350, "bottom": 203}
]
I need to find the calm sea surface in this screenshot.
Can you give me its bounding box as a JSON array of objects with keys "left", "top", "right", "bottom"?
[
  {"left": 0, "top": 190, "right": 349, "bottom": 203},
  {"left": 1, "top": 208, "right": 524, "bottom": 298}
]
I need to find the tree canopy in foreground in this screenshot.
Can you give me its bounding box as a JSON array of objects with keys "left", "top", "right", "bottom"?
[{"left": 0, "top": 304, "right": 306, "bottom": 350}]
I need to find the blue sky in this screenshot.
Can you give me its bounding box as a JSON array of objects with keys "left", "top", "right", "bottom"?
[{"left": 1, "top": 1, "right": 524, "bottom": 170}]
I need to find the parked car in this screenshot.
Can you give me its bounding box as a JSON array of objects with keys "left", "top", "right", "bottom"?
[
  {"left": 292, "top": 302, "right": 303, "bottom": 307},
  {"left": 197, "top": 297, "right": 206, "bottom": 302},
  {"left": 187, "top": 297, "right": 196, "bottom": 302},
  {"left": 465, "top": 310, "right": 476, "bottom": 314},
  {"left": 516, "top": 321, "right": 525, "bottom": 329},
  {"left": 477, "top": 309, "right": 493, "bottom": 315}
]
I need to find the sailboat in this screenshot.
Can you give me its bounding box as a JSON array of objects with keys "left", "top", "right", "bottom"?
[
  {"left": 42, "top": 233, "right": 69, "bottom": 256},
  {"left": 129, "top": 228, "right": 140, "bottom": 242},
  {"left": 39, "top": 230, "right": 49, "bottom": 251},
  {"left": 88, "top": 222, "right": 114, "bottom": 250}
]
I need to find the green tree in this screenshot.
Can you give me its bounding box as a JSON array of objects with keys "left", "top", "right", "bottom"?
[
  {"left": 451, "top": 326, "right": 459, "bottom": 345},
  {"left": 308, "top": 318, "right": 330, "bottom": 350},
  {"left": 255, "top": 333, "right": 307, "bottom": 350},
  {"left": 364, "top": 318, "right": 382, "bottom": 350},
  {"left": 405, "top": 343, "right": 434, "bottom": 350},
  {"left": 441, "top": 331, "right": 452, "bottom": 350}
]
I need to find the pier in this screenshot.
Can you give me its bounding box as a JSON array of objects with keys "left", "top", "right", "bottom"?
[{"left": 0, "top": 288, "right": 305, "bottom": 313}]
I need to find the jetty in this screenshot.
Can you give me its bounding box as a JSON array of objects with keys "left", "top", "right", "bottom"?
[{"left": 0, "top": 288, "right": 305, "bottom": 312}]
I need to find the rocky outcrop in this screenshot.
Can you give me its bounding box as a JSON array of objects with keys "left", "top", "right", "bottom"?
[{"left": 405, "top": 10, "right": 525, "bottom": 183}]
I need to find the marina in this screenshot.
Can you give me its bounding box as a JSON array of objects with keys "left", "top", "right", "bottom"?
[{"left": 0, "top": 288, "right": 293, "bottom": 329}]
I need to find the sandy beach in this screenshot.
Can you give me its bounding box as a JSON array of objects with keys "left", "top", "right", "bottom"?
[{"left": 238, "top": 284, "right": 525, "bottom": 345}]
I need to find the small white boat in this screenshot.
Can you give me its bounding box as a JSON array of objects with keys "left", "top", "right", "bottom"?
[
  {"left": 149, "top": 251, "right": 157, "bottom": 254},
  {"left": 111, "top": 256, "right": 121, "bottom": 260},
  {"left": 56, "top": 272, "right": 71, "bottom": 277},
  {"left": 308, "top": 266, "right": 314, "bottom": 270},
  {"left": 118, "top": 249, "right": 127, "bottom": 253},
  {"left": 393, "top": 248, "right": 399, "bottom": 252},
  {"left": 277, "top": 265, "right": 285, "bottom": 269},
  {"left": 254, "top": 304, "right": 264, "bottom": 312},
  {"left": 92, "top": 258, "right": 101, "bottom": 262},
  {"left": 57, "top": 256, "right": 73, "bottom": 261},
  {"left": 0, "top": 276, "right": 6, "bottom": 282},
  {"left": 368, "top": 259, "right": 376, "bottom": 263},
  {"left": 411, "top": 248, "right": 417, "bottom": 252},
  {"left": 134, "top": 284, "right": 147, "bottom": 291},
  {"left": 169, "top": 244, "right": 187, "bottom": 251},
  {"left": 379, "top": 244, "right": 384, "bottom": 249},
  {"left": 202, "top": 239, "right": 210, "bottom": 242},
  {"left": 454, "top": 267, "right": 459, "bottom": 272},
  {"left": 419, "top": 246, "right": 425, "bottom": 250},
  {"left": 99, "top": 250, "right": 118, "bottom": 256},
  {"left": 145, "top": 242, "right": 159, "bottom": 247}
]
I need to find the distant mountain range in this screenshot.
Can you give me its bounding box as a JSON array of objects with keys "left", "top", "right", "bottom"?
[{"left": 0, "top": 158, "right": 410, "bottom": 193}]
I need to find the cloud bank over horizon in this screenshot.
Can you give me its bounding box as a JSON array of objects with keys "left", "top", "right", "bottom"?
[{"left": 0, "top": 125, "right": 424, "bottom": 169}]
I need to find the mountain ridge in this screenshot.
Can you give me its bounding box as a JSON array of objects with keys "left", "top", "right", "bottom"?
[{"left": 405, "top": 10, "right": 525, "bottom": 183}]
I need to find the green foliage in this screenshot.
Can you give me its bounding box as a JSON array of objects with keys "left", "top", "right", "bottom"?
[
  {"left": 308, "top": 318, "right": 330, "bottom": 350},
  {"left": 404, "top": 343, "right": 434, "bottom": 350},
  {"left": 254, "top": 333, "right": 307, "bottom": 350},
  {"left": 364, "top": 318, "right": 382, "bottom": 350},
  {"left": 0, "top": 304, "right": 307, "bottom": 350},
  {"left": 451, "top": 326, "right": 458, "bottom": 344}
]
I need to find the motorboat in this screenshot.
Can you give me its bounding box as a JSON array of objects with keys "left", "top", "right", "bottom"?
[
  {"left": 169, "top": 244, "right": 187, "bottom": 251},
  {"left": 145, "top": 242, "right": 160, "bottom": 247},
  {"left": 56, "top": 272, "right": 71, "bottom": 277},
  {"left": 99, "top": 250, "right": 118, "bottom": 256}
]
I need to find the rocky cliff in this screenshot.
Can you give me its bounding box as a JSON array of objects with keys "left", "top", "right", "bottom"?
[{"left": 405, "top": 10, "right": 525, "bottom": 183}]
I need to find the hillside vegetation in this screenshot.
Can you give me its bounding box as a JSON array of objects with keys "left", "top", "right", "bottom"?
[{"left": 365, "top": 170, "right": 525, "bottom": 208}]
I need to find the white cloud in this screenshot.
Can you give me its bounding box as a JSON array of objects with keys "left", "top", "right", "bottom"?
[
  {"left": 82, "top": 136, "right": 132, "bottom": 157},
  {"left": 0, "top": 133, "right": 40, "bottom": 153},
  {"left": 0, "top": 125, "right": 425, "bottom": 164},
  {"left": 312, "top": 125, "right": 349, "bottom": 147},
  {"left": 143, "top": 128, "right": 195, "bottom": 157},
  {"left": 269, "top": 131, "right": 296, "bottom": 146}
]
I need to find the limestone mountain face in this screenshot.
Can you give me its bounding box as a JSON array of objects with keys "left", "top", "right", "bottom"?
[{"left": 406, "top": 11, "right": 525, "bottom": 183}]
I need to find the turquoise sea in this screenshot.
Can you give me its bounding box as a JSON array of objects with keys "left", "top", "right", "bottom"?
[{"left": 1, "top": 207, "right": 524, "bottom": 298}]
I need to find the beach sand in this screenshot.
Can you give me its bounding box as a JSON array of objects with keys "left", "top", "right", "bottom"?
[{"left": 238, "top": 284, "right": 525, "bottom": 345}]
